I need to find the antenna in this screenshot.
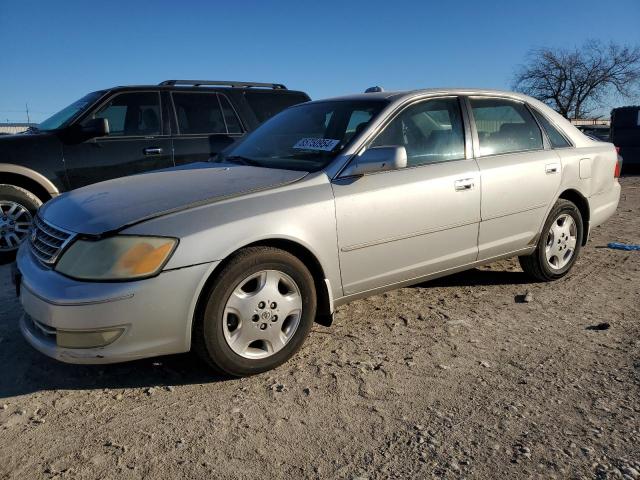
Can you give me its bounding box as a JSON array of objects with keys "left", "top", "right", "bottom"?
[{"left": 25, "top": 103, "right": 30, "bottom": 124}]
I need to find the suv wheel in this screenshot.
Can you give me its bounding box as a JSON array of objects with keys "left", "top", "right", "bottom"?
[
  {"left": 519, "top": 199, "right": 583, "bottom": 281},
  {"left": 193, "top": 246, "right": 317, "bottom": 376},
  {"left": 0, "top": 184, "right": 42, "bottom": 264}
]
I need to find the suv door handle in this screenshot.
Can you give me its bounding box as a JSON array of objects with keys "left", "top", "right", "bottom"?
[
  {"left": 143, "top": 147, "right": 163, "bottom": 156},
  {"left": 545, "top": 163, "right": 560, "bottom": 174},
  {"left": 454, "top": 178, "right": 475, "bottom": 191}
]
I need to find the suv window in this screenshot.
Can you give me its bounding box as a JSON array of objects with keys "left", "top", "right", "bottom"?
[
  {"left": 530, "top": 108, "right": 571, "bottom": 148},
  {"left": 172, "top": 92, "right": 227, "bottom": 135},
  {"left": 470, "top": 98, "right": 543, "bottom": 156},
  {"left": 244, "top": 91, "right": 310, "bottom": 123},
  {"left": 371, "top": 97, "right": 466, "bottom": 166},
  {"left": 88, "top": 92, "right": 161, "bottom": 137},
  {"left": 219, "top": 95, "right": 243, "bottom": 134}
]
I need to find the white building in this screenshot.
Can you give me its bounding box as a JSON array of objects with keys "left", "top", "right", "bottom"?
[{"left": 0, "top": 123, "right": 33, "bottom": 135}]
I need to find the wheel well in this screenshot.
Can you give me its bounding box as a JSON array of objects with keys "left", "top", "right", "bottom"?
[
  {"left": 193, "top": 239, "right": 333, "bottom": 332},
  {"left": 558, "top": 189, "right": 590, "bottom": 245},
  {"left": 0, "top": 173, "right": 52, "bottom": 203}
]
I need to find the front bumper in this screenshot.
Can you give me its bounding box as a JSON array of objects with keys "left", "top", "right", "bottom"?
[{"left": 16, "top": 244, "right": 217, "bottom": 364}]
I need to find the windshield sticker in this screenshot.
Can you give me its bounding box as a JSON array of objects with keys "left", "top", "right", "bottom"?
[{"left": 292, "top": 138, "right": 340, "bottom": 151}]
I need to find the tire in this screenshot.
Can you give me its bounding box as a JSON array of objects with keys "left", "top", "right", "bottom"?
[
  {"left": 193, "top": 246, "right": 317, "bottom": 377},
  {"left": 0, "top": 184, "right": 42, "bottom": 265},
  {"left": 518, "top": 199, "right": 584, "bottom": 282}
]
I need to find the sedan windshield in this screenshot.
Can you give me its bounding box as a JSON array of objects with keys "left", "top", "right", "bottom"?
[
  {"left": 218, "top": 99, "right": 388, "bottom": 171},
  {"left": 38, "top": 91, "right": 104, "bottom": 131}
]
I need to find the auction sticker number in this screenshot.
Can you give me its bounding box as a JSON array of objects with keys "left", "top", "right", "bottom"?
[{"left": 293, "top": 138, "right": 340, "bottom": 151}]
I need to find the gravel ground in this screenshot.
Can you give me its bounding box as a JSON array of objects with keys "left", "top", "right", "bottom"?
[{"left": 1, "top": 177, "right": 639, "bottom": 480}]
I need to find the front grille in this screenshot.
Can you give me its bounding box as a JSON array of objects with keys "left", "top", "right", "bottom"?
[{"left": 29, "top": 215, "right": 74, "bottom": 265}]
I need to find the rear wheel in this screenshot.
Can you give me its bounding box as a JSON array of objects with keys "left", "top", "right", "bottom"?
[
  {"left": 519, "top": 199, "right": 583, "bottom": 281},
  {"left": 193, "top": 246, "right": 317, "bottom": 376},
  {"left": 0, "top": 184, "right": 42, "bottom": 265}
]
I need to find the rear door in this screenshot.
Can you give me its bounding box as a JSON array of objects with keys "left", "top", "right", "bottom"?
[
  {"left": 64, "top": 91, "right": 174, "bottom": 188},
  {"left": 333, "top": 96, "right": 481, "bottom": 295},
  {"left": 467, "top": 96, "right": 562, "bottom": 260},
  {"left": 171, "top": 92, "right": 244, "bottom": 166}
]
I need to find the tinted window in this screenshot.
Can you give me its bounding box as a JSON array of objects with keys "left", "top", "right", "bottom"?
[
  {"left": 470, "top": 98, "right": 543, "bottom": 155},
  {"left": 531, "top": 108, "right": 571, "bottom": 148},
  {"left": 220, "top": 100, "right": 387, "bottom": 172},
  {"left": 87, "top": 92, "right": 161, "bottom": 136},
  {"left": 173, "top": 93, "right": 226, "bottom": 135},
  {"left": 219, "top": 95, "right": 243, "bottom": 134},
  {"left": 371, "top": 97, "right": 466, "bottom": 166},
  {"left": 244, "top": 91, "right": 310, "bottom": 123}
]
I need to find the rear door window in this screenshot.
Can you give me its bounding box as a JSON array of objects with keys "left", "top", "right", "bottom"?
[
  {"left": 172, "top": 92, "right": 227, "bottom": 135},
  {"left": 244, "top": 91, "right": 310, "bottom": 123},
  {"left": 469, "top": 97, "right": 543, "bottom": 156}
]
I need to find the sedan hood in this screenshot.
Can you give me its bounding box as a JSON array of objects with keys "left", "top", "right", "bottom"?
[{"left": 40, "top": 163, "right": 307, "bottom": 235}]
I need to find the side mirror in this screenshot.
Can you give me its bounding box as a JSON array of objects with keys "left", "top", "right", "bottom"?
[
  {"left": 341, "top": 146, "right": 407, "bottom": 177},
  {"left": 81, "top": 118, "right": 110, "bottom": 139}
]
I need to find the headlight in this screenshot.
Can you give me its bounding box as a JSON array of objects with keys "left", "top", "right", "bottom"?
[{"left": 55, "top": 236, "right": 178, "bottom": 280}]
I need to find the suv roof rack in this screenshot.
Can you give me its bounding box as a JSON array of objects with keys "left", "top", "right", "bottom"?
[{"left": 158, "top": 80, "right": 288, "bottom": 90}]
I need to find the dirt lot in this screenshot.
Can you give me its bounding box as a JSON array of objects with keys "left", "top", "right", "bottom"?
[{"left": 0, "top": 178, "right": 638, "bottom": 480}]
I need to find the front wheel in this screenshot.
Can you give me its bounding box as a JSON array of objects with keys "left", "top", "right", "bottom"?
[
  {"left": 0, "top": 184, "right": 42, "bottom": 265},
  {"left": 193, "top": 246, "right": 317, "bottom": 376},
  {"left": 519, "top": 199, "right": 584, "bottom": 282}
]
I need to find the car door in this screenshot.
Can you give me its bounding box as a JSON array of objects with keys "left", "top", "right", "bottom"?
[
  {"left": 64, "top": 91, "right": 174, "bottom": 189},
  {"left": 467, "top": 96, "right": 562, "bottom": 260},
  {"left": 332, "top": 97, "right": 481, "bottom": 296},
  {"left": 171, "top": 92, "right": 244, "bottom": 166}
]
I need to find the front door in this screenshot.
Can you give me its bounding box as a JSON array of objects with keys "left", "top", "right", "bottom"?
[
  {"left": 468, "top": 97, "right": 562, "bottom": 260},
  {"left": 64, "top": 91, "right": 173, "bottom": 189},
  {"left": 332, "top": 97, "right": 481, "bottom": 296},
  {"left": 170, "top": 92, "right": 244, "bottom": 166}
]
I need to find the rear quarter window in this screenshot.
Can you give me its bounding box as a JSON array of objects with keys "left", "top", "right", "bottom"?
[{"left": 244, "top": 91, "right": 310, "bottom": 123}]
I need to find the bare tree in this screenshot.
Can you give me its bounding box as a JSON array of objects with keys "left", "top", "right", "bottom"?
[{"left": 513, "top": 41, "right": 640, "bottom": 119}]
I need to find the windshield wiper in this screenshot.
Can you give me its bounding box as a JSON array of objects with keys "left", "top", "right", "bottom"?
[
  {"left": 222, "top": 155, "right": 262, "bottom": 167},
  {"left": 25, "top": 125, "right": 40, "bottom": 133}
]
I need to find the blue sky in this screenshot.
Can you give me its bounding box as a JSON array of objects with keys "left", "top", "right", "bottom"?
[{"left": 1, "top": 0, "right": 639, "bottom": 123}]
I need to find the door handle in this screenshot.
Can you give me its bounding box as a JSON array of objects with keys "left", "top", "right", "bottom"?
[
  {"left": 454, "top": 178, "right": 475, "bottom": 191},
  {"left": 545, "top": 163, "right": 560, "bottom": 174},
  {"left": 143, "top": 147, "right": 163, "bottom": 156}
]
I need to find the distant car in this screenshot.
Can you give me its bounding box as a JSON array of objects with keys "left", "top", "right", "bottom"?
[
  {"left": 576, "top": 125, "right": 610, "bottom": 142},
  {"left": 15, "top": 88, "right": 621, "bottom": 376},
  {"left": 610, "top": 106, "right": 640, "bottom": 173},
  {"left": 0, "top": 80, "right": 310, "bottom": 262}
]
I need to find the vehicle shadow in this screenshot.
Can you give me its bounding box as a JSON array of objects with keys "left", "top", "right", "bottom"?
[
  {"left": 411, "top": 267, "right": 536, "bottom": 289},
  {"left": 0, "top": 344, "right": 232, "bottom": 399}
]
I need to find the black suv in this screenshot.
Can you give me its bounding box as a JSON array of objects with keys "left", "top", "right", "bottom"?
[
  {"left": 0, "top": 80, "right": 310, "bottom": 262},
  {"left": 611, "top": 106, "right": 640, "bottom": 174}
]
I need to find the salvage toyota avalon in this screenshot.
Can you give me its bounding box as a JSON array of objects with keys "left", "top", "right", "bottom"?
[{"left": 15, "top": 88, "right": 621, "bottom": 376}]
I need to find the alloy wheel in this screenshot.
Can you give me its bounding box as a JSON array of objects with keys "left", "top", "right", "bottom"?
[
  {"left": 545, "top": 213, "right": 577, "bottom": 270},
  {"left": 0, "top": 201, "right": 32, "bottom": 251},
  {"left": 222, "top": 269, "right": 303, "bottom": 359}
]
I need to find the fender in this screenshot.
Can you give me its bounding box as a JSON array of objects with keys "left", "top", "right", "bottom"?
[{"left": 0, "top": 163, "right": 60, "bottom": 197}]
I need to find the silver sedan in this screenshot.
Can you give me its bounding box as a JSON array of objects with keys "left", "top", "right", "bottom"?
[{"left": 15, "top": 88, "right": 621, "bottom": 376}]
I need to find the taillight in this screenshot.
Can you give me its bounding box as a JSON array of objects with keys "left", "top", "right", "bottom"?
[{"left": 614, "top": 146, "right": 622, "bottom": 178}]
